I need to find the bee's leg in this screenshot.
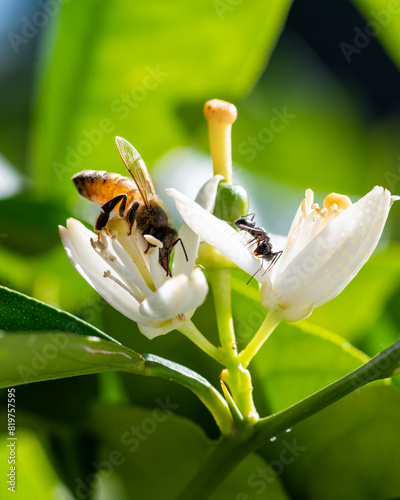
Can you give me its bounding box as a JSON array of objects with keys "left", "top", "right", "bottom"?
[
  {"left": 171, "top": 238, "right": 188, "bottom": 262},
  {"left": 164, "top": 251, "right": 172, "bottom": 277},
  {"left": 95, "top": 194, "right": 127, "bottom": 231},
  {"left": 127, "top": 202, "right": 140, "bottom": 235}
]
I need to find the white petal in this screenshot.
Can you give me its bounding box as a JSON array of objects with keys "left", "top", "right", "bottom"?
[
  {"left": 260, "top": 280, "right": 314, "bottom": 322},
  {"left": 167, "top": 188, "right": 264, "bottom": 280},
  {"left": 268, "top": 233, "right": 287, "bottom": 253},
  {"left": 312, "top": 186, "right": 392, "bottom": 306},
  {"left": 94, "top": 241, "right": 146, "bottom": 303},
  {"left": 194, "top": 174, "right": 224, "bottom": 212},
  {"left": 59, "top": 219, "right": 155, "bottom": 327},
  {"left": 262, "top": 187, "right": 394, "bottom": 320},
  {"left": 391, "top": 195, "right": 400, "bottom": 204},
  {"left": 138, "top": 320, "right": 175, "bottom": 339},
  {"left": 171, "top": 175, "right": 223, "bottom": 276},
  {"left": 139, "top": 267, "right": 208, "bottom": 321}
]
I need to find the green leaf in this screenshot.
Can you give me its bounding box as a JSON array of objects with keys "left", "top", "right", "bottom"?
[
  {"left": 0, "top": 327, "right": 231, "bottom": 432},
  {"left": 32, "top": 0, "right": 293, "bottom": 199},
  {"left": 0, "top": 430, "right": 62, "bottom": 499},
  {"left": 254, "top": 322, "right": 400, "bottom": 500},
  {"left": 85, "top": 403, "right": 290, "bottom": 500},
  {"left": 351, "top": 0, "right": 400, "bottom": 69},
  {"left": 233, "top": 38, "right": 395, "bottom": 198},
  {"left": 0, "top": 197, "right": 70, "bottom": 255},
  {"left": 0, "top": 333, "right": 143, "bottom": 388},
  {"left": 0, "top": 286, "right": 116, "bottom": 341},
  {"left": 287, "top": 384, "right": 400, "bottom": 500}
]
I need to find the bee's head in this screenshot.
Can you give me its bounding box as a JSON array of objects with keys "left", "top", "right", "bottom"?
[
  {"left": 153, "top": 227, "right": 188, "bottom": 277},
  {"left": 151, "top": 227, "right": 177, "bottom": 277}
]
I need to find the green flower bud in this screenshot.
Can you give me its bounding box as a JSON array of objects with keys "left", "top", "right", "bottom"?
[{"left": 213, "top": 182, "right": 249, "bottom": 223}]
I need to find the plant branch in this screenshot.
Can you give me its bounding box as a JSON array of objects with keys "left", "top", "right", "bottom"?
[
  {"left": 142, "top": 353, "right": 233, "bottom": 435},
  {"left": 178, "top": 339, "right": 400, "bottom": 498},
  {"left": 254, "top": 339, "right": 400, "bottom": 446},
  {"left": 177, "top": 431, "right": 255, "bottom": 500}
]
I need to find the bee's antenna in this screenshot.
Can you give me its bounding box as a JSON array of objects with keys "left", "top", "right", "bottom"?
[{"left": 172, "top": 238, "right": 188, "bottom": 262}]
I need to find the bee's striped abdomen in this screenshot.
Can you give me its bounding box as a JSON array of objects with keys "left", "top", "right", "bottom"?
[{"left": 72, "top": 170, "right": 139, "bottom": 212}]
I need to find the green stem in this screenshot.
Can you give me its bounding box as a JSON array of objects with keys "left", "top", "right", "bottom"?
[
  {"left": 209, "top": 269, "right": 258, "bottom": 424},
  {"left": 177, "top": 339, "right": 400, "bottom": 497},
  {"left": 209, "top": 269, "right": 236, "bottom": 361},
  {"left": 254, "top": 338, "right": 400, "bottom": 446},
  {"left": 177, "top": 431, "right": 255, "bottom": 500},
  {"left": 142, "top": 353, "right": 233, "bottom": 435},
  {"left": 177, "top": 320, "right": 222, "bottom": 363},
  {"left": 239, "top": 311, "right": 282, "bottom": 367}
]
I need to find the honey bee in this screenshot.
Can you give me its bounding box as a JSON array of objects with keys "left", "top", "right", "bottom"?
[{"left": 72, "top": 136, "right": 187, "bottom": 276}]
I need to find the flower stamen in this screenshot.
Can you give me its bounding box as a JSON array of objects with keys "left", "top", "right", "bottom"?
[
  {"left": 103, "top": 270, "right": 141, "bottom": 300},
  {"left": 104, "top": 218, "right": 155, "bottom": 291},
  {"left": 91, "top": 237, "right": 150, "bottom": 301}
]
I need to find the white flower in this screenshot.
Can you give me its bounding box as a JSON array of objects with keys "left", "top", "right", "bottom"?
[
  {"left": 60, "top": 176, "right": 222, "bottom": 339},
  {"left": 168, "top": 186, "right": 399, "bottom": 322}
]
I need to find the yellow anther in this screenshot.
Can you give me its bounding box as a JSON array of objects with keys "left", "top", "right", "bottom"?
[
  {"left": 323, "top": 193, "right": 352, "bottom": 212},
  {"left": 312, "top": 203, "right": 320, "bottom": 212},
  {"left": 320, "top": 208, "right": 328, "bottom": 217}
]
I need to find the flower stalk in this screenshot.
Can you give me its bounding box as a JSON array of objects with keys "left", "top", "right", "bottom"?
[
  {"left": 177, "top": 320, "right": 222, "bottom": 363},
  {"left": 209, "top": 268, "right": 258, "bottom": 423},
  {"left": 209, "top": 269, "right": 236, "bottom": 360},
  {"left": 239, "top": 311, "right": 282, "bottom": 368}
]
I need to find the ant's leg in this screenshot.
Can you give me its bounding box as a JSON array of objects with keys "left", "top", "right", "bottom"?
[
  {"left": 127, "top": 201, "right": 140, "bottom": 235},
  {"left": 247, "top": 236, "right": 259, "bottom": 247},
  {"left": 95, "top": 194, "right": 127, "bottom": 231},
  {"left": 264, "top": 251, "right": 283, "bottom": 273},
  {"left": 246, "top": 265, "right": 262, "bottom": 285},
  {"left": 240, "top": 213, "right": 255, "bottom": 220}
]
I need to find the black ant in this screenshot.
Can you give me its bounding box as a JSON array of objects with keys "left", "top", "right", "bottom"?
[
  {"left": 233, "top": 214, "right": 283, "bottom": 282},
  {"left": 234, "top": 215, "right": 268, "bottom": 246}
]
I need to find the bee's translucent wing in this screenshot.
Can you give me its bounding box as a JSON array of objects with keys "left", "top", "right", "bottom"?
[{"left": 115, "top": 136, "right": 156, "bottom": 207}]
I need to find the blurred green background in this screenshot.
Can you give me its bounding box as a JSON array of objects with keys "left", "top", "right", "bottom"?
[{"left": 1, "top": 0, "right": 400, "bottom": 499}]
